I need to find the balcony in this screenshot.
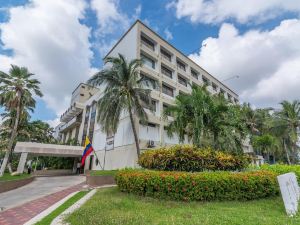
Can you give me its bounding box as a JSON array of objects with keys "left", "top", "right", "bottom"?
[
  {"left": 59, "top": 116, "right": 82, "bottom": 132},
  {"left": 60, "top": 101, "right": 84, "bottom": 123}
]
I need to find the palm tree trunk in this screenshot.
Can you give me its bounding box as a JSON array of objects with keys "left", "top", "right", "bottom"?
[
  {"left": 0, "top": 92, "right": 21, "bottom": 176},
  {"left": 283, "top": 139, "right": 291, "bottom": 165},
  {"left": 128, "top": 105, "right": 140, "bottom": 157}
]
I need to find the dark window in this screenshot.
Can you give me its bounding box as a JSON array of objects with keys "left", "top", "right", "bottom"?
[
  {"left": 80, "top": 94, "right": 84, "bottom": 96},
  {"left": 147, "top": 123, "right": 156, "bottom": 127},
  {"left": 140, "top": 73, "right": 158, "bottom": 90},
  {"left": 178, "top": 75, "right": 187, "bottom": 87},
  {"left": 160, "top": 48, "right": 172, "bottom": 62},
  {"left": 141, "top": 54, "right": 155, "bottom": 69},
  {"left": 162, "top": 84, "right": 174, "bottom": 97},
  {"left": 202, "top": 76, "right": 210, "bottom": 85},
  {"left": 140, "top": 96, "right": 156, "bottom": 112},
  {"left": 212, "top": 83, "right": 218, "bottom": 91},
  {"left": 141, "top": 35, "right": 155, "bottom": 50},
  {"left": 163, "top": 104, "right": 172, "bottom": 116},
  {"left": 177, "top": 60, "right": 186, "bottom": 71},
  {"left": 191, "top": 69, "right": 199, "bottom": 79},
  {"left": 161, "top": 65, "right": 172, "bottom": 79},
  {"left": 88, "top": 102, "right": 97, "bottom": 143},
  {"left": 220, "top": 89, "right": 225, "bottom": 94},
  {"left": 81, "top": 106, "right": 90, "bottom": 145}
]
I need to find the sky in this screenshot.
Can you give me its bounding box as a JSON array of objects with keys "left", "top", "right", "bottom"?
[{"left": 0, "top": 0, "right": 300, "bottom": 127}]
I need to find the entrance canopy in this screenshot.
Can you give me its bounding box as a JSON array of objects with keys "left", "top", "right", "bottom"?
[
  {"left": 14, "top": 142, "right": 83, "bottom": 157},
  {"left": 14, "top": 142, "right": 84, "bottom": 173}
]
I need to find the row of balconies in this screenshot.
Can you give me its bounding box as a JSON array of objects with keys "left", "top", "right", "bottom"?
[{"left": 140, "top": 34, "right": 238, "bottom": 103}]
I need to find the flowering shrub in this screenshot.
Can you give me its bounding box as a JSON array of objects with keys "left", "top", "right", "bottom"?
[
  {"left": 261, "top": 164, "right": 300, "bottom": 183},
  {"left": 138, "top": 145, "right": 251, "bottom": 172},
  {"left": 116, "top": 169, "right": 279, "bottom": 201}
]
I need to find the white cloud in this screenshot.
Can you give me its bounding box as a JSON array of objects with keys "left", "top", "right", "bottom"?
[
  {"left": 0, "top": 0, "right": 93, "bottom": 117},
  {"left": 168, "top": 0, "right": 300, "bottom": 24},
  {"left": 189, "top": 19, "right": 300, "bottom": 107},
  {"left": 91, "top": 0, "right": 129, "bottom": 36},
  {"left": 45, "top": 117, "right": 60, "bottom": 128},
  {"left": 164, "top": 27, "right": 173, "bottom": 41}
]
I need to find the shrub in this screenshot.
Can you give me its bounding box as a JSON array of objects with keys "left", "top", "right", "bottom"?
[
  {"left": 116, "top": 169, "right": 279, "bottom": 201},
  {"left": 261, "top": 164, "right": 300, "bottom": 183},
  {"left": 138, "top": 145, "right": 251, "bottom": 172}
]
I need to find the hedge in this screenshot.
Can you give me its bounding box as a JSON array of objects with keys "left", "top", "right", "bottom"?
[
  {"left": 116, "top": 169, "right": 279, "bottom": 201},
  {"left": 261, "top": 164, "right": 300, "bottom": 183},
  {"left": 138, "top": 145, "right": 251, "bottom": 172}
]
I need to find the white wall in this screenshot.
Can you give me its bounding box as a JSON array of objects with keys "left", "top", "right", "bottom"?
[
  {"left": 139, "top": 124, "right": 160, "bottom": 142},
  {"left": 107, "top": 24, "right": 138, "bottom": 61}
]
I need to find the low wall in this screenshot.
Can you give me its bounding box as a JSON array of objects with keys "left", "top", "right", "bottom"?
[
  {"left": 86, "top": 175, "right": 115, "bottom": 186},
  {"left": 0, "top": 177, "right": 35, "bottom": 193},
  {"left": 33, "top": 169, "right": 75, "bottom": 176}
]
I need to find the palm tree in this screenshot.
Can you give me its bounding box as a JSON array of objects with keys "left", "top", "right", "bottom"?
[
  {"left": 274, "top": 100, "right": 300, "bottom": 164},
  {"left": 0, "top": 65, "right": 42, "bottom": 176},
  {"left": 164, "top": 85, "right": 211, "bottom": 147},
  {"left": 87, "top": 54, "right": 152, "bottom": 157}
]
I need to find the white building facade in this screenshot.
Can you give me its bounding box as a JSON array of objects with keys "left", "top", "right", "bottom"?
[{"left": 56, "top": 20, "right": 240, "bottom": 170}]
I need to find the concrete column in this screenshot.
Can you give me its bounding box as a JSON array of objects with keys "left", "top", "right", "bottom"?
[{"left": 17, "top": 152, "right": 28, "bottom": 174}]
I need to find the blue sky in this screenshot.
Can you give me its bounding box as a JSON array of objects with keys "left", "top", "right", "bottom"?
[{"left": 0, "top": 0, "right": 300, "bottom": 126}]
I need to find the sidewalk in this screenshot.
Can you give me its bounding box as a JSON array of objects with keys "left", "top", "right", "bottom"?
[{"left": 0, "top": 183, "right": 84, "bottom": 225}]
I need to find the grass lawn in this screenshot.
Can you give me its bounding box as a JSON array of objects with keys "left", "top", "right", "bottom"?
[
  {"left": 0, "top": 173, "right": 31, "bottom": 181},
  {"left": 35, "top": 191, "right": 89, "bottom": 225},
  {"left": 66, "top": 187, "right": 300, "bottom": 225},
  {"left": 89, "top": 170, "right": 117, "bottom": 176}
]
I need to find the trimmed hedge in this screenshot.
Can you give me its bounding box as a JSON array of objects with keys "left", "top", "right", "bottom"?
[
  {"left": 261, "top": 164, "right": 300, "bottom": 183},
  {"left": 138, "top": 145, "right": 251, "bottom": 172},
  {"left": 116, "top": 169, "right": 279, "bottom": 201}
]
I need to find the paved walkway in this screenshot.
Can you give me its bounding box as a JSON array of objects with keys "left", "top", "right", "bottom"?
[
  {"left": 0, "top": 176, "right": 85, "bottom": 210},
  {"left": 0, "top": 176, "right": 86, "bottom": 225}
]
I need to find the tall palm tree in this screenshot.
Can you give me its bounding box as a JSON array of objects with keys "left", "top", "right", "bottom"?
[
  {"left": 87, "top": 54, "right": 152, "bottom": 157},
  {"left": 164, "top": 84, "right": 211, "bottom": 147},
  {"left": 0, "top": 65, "right": 42, "bottom": 176},
  {"left": 275, "top": 100, "right": 300, "bottom": 164}
]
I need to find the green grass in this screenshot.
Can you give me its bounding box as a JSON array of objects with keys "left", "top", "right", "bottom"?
[
  {"left": 0, "top": 173, "right": 31, "bottom": 181},
  {"left": 35, "top": 191, "right": 89, "bottom": 225},
  {"left": 89, "top": 170, "right": 117, "bottom": 176},
  {"left": 66, "top": 187, "right": 300, "bottom": 225}
]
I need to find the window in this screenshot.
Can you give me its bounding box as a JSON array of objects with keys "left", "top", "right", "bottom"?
[
  {"left": 202, "top": 76, "right": 210, "bottom": 85},
  {"left": 161, "top": 65, "right": 172, "bottom": 79},
  {"left": 160, "top": 48, "right": 172, "bottom": 62},
  {"left": 162, "top": 84, "right": 174, "bottom": 97},
  {"left": 141, "top": 54, "right": 155, "bottom": 69},
  {"left": 88, "top": 102, "right": 97, "bottom": 142},
  {"left": 141, "top": 35, "right": 155, "bottom": 50},
  {"left": 220, "top": 89, "right": 225, "bottom": 95},
  {"left": 178, "top": 75, "right": 187, "bottom": 87},
  {"left": 177, "top": 60, "right": 186, "bottom": 71},
  {"left": 163, "top": 104, "right": 172, "bottom": 116},
  {"left": 81, "top": 106, "right": 90, "bottom": 145},
  {"left": 191, "top": 69, "right": 199, "bottom": 79},
  {"left": 234, "top": 98, "right": 239, "bottom": 104},
  {"left": 141, "top": 96, "right": 156, "bottom": 112},
  {"left": 212, "top": 83, "right": 218, "bottom": 91},
  {"left": 140, "top": 73, "right": 158, "bottom": 90},
  {"left": 228, "top": 94, "right": 232, "bottom": 100}
]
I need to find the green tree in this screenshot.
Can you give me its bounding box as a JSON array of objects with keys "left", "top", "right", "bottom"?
[
  {"left": 87, "top": 54, "right": 152, "bottom": 157},
  {"left": 164, "top": 85, "right": 246, "bottom": 152},
  {"left": 274, "top": 100, "right": 300, "bottom": 164},
  {"left": 252, "top": 134, "right": 277, "bottom": 163},
  {"left": 0, "top": 65, "right": 42, "bottom": 176}
]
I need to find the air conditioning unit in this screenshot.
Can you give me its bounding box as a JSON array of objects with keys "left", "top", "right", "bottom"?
[{"left": 147, "top": 140, "right": 155, "bottom": 148}]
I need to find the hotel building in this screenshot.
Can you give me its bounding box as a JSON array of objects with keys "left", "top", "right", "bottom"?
[{"left": 56, "top": 20, "right": 242, "bottom": 170}]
